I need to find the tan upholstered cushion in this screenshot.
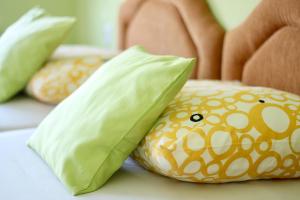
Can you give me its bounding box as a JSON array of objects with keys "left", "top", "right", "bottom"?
[
  {"left": 118, "top": 0, "right": 224, "bottom": 79},
  {"left": 222, "top": 0, "right": 300, "bottom": 95},
  {"left": 119, "top": 0, "right": 300, "bottom": 95}
]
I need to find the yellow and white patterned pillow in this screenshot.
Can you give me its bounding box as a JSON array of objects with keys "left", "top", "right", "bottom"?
[
  {"left": 133, "top": 80, "right": 300, "bottom": 183},
  {"left": 26, "top": 56, "right": 104, "bottom": 104}
]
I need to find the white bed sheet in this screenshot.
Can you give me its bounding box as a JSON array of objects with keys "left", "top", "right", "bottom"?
[
  {"left": 0, "top": 96, "right": 54, "bottom": 132},
  {"left": 0, "top": 129, "right": 300, "bottom": 200}
]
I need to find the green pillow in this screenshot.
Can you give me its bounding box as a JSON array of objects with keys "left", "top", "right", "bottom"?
[
  {"left": 28, "top": 46, "right": 195, "bottom": 195},
  {"left": 0, "top": 7, "right": 75, "bottom": 102}
]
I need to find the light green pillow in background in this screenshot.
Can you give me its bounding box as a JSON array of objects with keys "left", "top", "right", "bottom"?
[
  {"left": 28, "top": 46, "right": 195, "bottom": 195},
  {"left": 0, "top": 7, "right": 75, "bottom": 102}
]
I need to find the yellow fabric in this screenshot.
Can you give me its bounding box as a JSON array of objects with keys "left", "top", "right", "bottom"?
[
  {"left": 26, "top": 56, "right": 104, "bottom": 104},
  {"left": 133, "top": 80, "right": 300, "bottom": 183}
]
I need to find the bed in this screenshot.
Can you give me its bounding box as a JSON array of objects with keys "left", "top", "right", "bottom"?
[
  {"left": 0, "top": 96, "right": 53, "bottom": 131},
  {"left": 1, "top": 0, "right": 300, "bottom": 199},
  {"left": 1, "top": 129, "right": 300, "bottom": 200}
]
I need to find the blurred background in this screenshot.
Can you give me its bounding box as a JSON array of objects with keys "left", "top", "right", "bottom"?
[
  {"left": 0, "top": 0, "right": 123, "bottom": 50},
  {"left": 0, "top": 0, "right": 261, "bottom": 51}
]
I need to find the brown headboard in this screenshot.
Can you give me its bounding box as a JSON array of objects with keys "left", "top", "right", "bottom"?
[
  {"left": 118, "top": 0, "right": 300, "bottom": 95},
  {"left": 118, "top": 0, "right": 224, "bottom": 79},
  {"left": 223, "top": 0, "right": 300, "bottom": 95}
]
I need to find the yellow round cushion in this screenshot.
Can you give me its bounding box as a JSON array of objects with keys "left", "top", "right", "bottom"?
[
  {"left": 133, "top": 80, "right": 300, "bottom": 183},
  {"left": 26, "top": 56, "right": 104, "bottom": 104}
]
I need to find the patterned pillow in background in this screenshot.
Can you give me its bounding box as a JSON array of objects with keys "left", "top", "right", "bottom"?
[{"left": 26, "top": 56, "right": 104, "bottom": 104}]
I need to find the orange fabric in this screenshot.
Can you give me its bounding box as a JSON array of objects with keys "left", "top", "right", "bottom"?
[
  {"left": 118, "top": 0, "right": 224, "bottom": 79},
  {"left": 222, "top": 0, "right": 300, "bottom": 95},
  {"left": 119, "top": 0, "right": 300, "bottom": 95}
]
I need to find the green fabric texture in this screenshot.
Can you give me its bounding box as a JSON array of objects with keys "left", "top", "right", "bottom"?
[
  {"left": 28, "top": 46, "right": 195, "bottom": 195},
  {"left": 206, "top": 0, "right": 261, "bottom": 30},
  {"left": 0, "top": 7, "right": 75, "bottom": 102}
]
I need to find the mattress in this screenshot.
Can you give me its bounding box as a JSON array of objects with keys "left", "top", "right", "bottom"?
[
  {"left": 1, "top": 129, "right": 300, "bottom": 200},
  {"left": 50, "top": 45, "right": 119, "bottom": 60},
  {"left": 0, "top": 95, "right": 54, "bottom": 132}
]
